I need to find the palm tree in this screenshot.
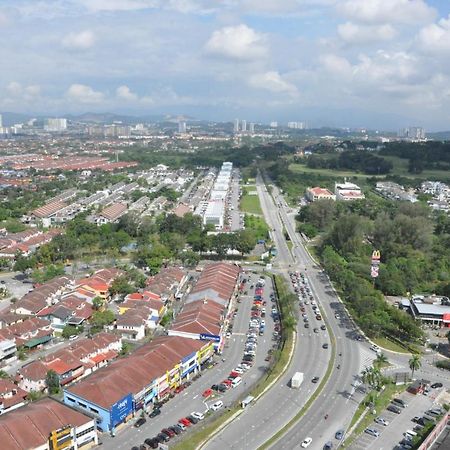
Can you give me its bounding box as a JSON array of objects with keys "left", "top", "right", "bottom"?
[
  {"left": 409, "top": 355, "right": 422, "bottom": 379},
  {"left": 375, "top": 353, "right": 388, "bottom": 368}
]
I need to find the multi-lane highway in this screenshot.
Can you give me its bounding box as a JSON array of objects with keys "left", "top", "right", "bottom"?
[{"left": 204, "top": 173, "right": 368, "bottom": 450}]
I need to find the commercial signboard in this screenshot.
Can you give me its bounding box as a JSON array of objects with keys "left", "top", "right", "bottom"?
[
  {"left": 371, "top": 250, "right": 381, "bottom": 279},
  {"left": 199, "top": 333, "right": 220, "bottom": 342},
  {"left": 110, "top": 393, "right": 133, "bottom": 428}
]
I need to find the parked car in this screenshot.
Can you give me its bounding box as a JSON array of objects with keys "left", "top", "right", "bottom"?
[
  {"left": 387, "top": 404, "right": 402, "bottom": 414},
  {"left": 134, "top": 418, "right": 147, "bottom": 428},
  {"left": 161, "top": 428, "right": 175, "bottom": 438},
  {"left": 178, "top": 418, "right": 191, "bottom": 427},
  {"left": 364, "top": 427, "right": 380, "bottom": 437},
  {"left": 392, "top": 398, "right": 408, "bottom": 408},
  {"left": 187, "top": 415, "right": 198, "bottom": 424},
  {"left": 202, "top": 388, "right": 213, "bottom": 398},
  {"left": 157, "top": 432, "right": 170, "bottom": 442},
  {"left": 210, "top": 400, "right": 224, "bottom": 411},
  {"left": 374, "top": 417, "right": 389, "bottom": 426},
  {"left": 191, "top": 411, "right": 204, "bottom": 420},
  {"left": 431, "top": 382, "right": 443, "bottom": 389},
  {"left": 149, "top": 408, "right": 161, "bottom": 418}
]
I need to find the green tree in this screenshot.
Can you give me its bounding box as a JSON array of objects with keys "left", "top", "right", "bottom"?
[
  {"left": 46, "top": 369, "right": 60, "bottom": 394},
  {"left": 374, "top": 353, "right": 388, "bottom": 369},
  {"left": 92, "top": 296, "right": 104, "bottom": 311},
  {"left": 90, "top": 310, "right": 115, "bottom": 333},
  {"left": 62, "top": 325, "right": 83, "bottom": 339},
  {"left": 409, "top": 355, "right": 422, "bottom": 379},
  {"left": 0, "top": 370, "right": 10, "bottom": 379},
  {"left": 109, "top": 275, "right": 134, "bottom": 297}
]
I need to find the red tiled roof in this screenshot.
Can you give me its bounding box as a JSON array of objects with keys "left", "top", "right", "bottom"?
[{"left": 0, "top": 398, "right": 93, "bottom": 450}]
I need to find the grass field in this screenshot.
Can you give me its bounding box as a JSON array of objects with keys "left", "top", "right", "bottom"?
[
  {"left": 289, "top": 163, "right": 376, "bottom": 179},
  {"left": 290, "top": 158, "right": 450, "bottom": 182},
  {"left": 373, "top": 337, "right": 414, "bottom": 354},
  {"left": 241, "top": 186, "right": 263, "bottom": 215}
]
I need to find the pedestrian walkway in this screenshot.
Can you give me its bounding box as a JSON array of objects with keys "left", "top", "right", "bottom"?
[{"left": 358, "top": 347, "right": 377, "bottom": 373}]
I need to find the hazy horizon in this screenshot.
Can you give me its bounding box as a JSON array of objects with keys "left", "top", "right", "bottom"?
[{"left": 1, "top": 0, "right": 450, "bottom": 130}]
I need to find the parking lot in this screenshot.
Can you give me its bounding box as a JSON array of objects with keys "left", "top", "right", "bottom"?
[
  {"left": 350, "top": 388, "right": 447, "bottom": 450},
  {"left": 108, "top": 272, "right": 279, "bottom": 450}
]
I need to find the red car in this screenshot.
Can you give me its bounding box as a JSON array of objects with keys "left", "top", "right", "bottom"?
[
  {"left": 202, "top": 388, "right": 213, "bottom": 398},
  {"left": 179, "top": 418, "right": 191, "bottom": 427},
  {"left": 162, "top": 428, "right": 175, "bottom": 438},
  {"left": 175, "top": 385, "right": 185, "bottom": 394},
  {"left": 222, "top": 379, "right": 232, "bottom": 387},
  {"left": 229, "top": 371, "right": 239, "bottom": 378}
]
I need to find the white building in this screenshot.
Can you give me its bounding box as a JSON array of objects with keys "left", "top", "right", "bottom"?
[
  {"left": 335, "top": 181, "right": 365, "bottom": 201},
  {"left": 241, "top": 120, "right": 247, "bottom": 132},
  {"left": 249, "top": 123, "right": 255, "bottom": 133},
  {"left": 178, "top": 121, "right": 187, "bottom": 133},
  {"left": 233, "top": 119, "right": 239, "bottom": 133},
  {"left": 203, "top": 201, "right": 225, "bottom": 229},
  {"left": 44, "top": 118, "right": 67, "bottom": 132}
]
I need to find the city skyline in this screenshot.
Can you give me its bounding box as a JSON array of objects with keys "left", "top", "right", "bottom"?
[{"left": 0, "top": 1, "right": 450, "bottom": 130}]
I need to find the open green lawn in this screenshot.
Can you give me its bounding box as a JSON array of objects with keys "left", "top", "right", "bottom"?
[
  {"left": 373, "top": 337, "right": 411, "bottom": 354},
  {"left": 241, "top": 187, "right": 263, "bottom": 215},
  {"left": 289, "top": 163, "right": 377, "bottom": 179},
  {"left": 384, "top": 156, "right": 450, "bottom": 180},
  {"left": 290, "top": 159, "right": 450, "bottom": 182}
]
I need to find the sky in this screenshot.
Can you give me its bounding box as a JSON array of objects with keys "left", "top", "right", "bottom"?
[{"left": 1, "top": 0, "right": 450, "bottom": 130}]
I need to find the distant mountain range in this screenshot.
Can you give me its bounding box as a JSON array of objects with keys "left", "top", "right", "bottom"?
[
  {"left": 0, "top": 111, "right": 196, "bottom": 126},
  {"left": 1, "top": 111, "right": 450, "bottom": 137}
]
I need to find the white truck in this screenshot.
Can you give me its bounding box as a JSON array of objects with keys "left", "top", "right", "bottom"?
[{"left": 291, "top": 372, "right": 304, "bottom": 389}]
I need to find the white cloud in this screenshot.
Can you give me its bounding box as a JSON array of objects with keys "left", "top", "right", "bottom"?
[
  {"left": 248, "top": 71, "right": 298, "bottom": 96},
  {"left": 337, "top": 22, "right": 397, "bottom": 44},
  {"left": 116, "top": 85, "right": 138, "bottom": 101},
  {"left": 62, "top": 30, "right": 95, "bottom": 49},
  {"left": 417, "top": 15, "right": 450, "bottom": 54},
  {"left": 67, "top": 84, "right": 104, "bottom": 103},
  {"left": 338, "top": 0, "right": 436, "bottom": 25},
  {"left": 78, "top": 0, "right": 156, "bottom": 12},
  {"left": 7, "top": 81, "right": 23, "bottom": 97},
  {"left": 320, "top": 54, "right": 352, "bottom": 75},
  {"left": 205, "top": 24, "right": 267, "bottom": 61}
]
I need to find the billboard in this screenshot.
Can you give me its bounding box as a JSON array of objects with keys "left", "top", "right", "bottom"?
[
  {"left": 110, "top": 393, "right": 133, "bottom": 428},
  {"left": 199, "top": 333, "right": 221, "bottom": 342}
]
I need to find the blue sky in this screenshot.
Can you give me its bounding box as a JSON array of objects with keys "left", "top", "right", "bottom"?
[{"left": 1, "top": 0, "right": 450, "bottom": 130}]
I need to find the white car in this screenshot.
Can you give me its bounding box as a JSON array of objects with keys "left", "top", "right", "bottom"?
[
  {"left": 370, "top": 344, "right": 381, "bottom": 353},
  {"left": 191, "top": 411, "right": 204, "bottom": 420},
  {"left": 234, "top": 367, "right": 244, "bottom": 374},
  {"left": 210, "top": 400, "right": 224, "bottom": 411},
  {"left": 301, "top": 437, "right": 312, "bottom": 448},
  {"left": 374, "top": 416, "right": 389, "bottom": 426}
]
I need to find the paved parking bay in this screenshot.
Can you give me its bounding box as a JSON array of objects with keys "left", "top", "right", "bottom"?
[
  {"left": 105, "top": 272, "right": 277, "bottom": 450},
  {"left": 349, "top": 390, "right": 443, "bottom": 450}
]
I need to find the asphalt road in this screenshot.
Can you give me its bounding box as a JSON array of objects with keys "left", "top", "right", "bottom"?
[
  {"left": 104, "top": 273, "right": 276, "bottom": 450},
  {"left": 264, "top": 179, "right": 367, "bottom": 450},
  {"left": 205, "top": 173, "right": 346, "bottom": 450}
]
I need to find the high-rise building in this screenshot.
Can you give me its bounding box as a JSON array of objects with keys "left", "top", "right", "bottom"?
[
  {"left": 0, "top": 114, "right": 2, "bottom": 128},
  {"left": 178, "top": 121, "right": 187, "bottom": 133},
  {"left": 44, "top": 118, "right": 67, "bottom": 132},
  {"left": 270, "top": 121, "right": 278, "bottom": 128},
  {"left": 249, "top": 123, "right": 255, "bottom": 133},
  {"left": 287, "top": 121, "right": 307, "bottom": 129},
  {"left": 233, "top": 119, "right": 240, "bottom": 133},
  {"left": 241, "top": 120, "right": 247, "bottom": 132},
  {"left": 398, "top": 127, "right": 425, "bottom": 140}
]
